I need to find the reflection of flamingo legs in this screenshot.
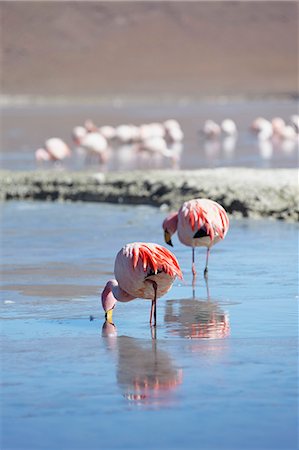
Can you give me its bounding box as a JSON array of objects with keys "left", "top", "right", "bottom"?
[
  {"left": 205, "top": 276, "right": 211, "bottom": 300},
  {"left": 192, "top": 271, "right": 210, "bottom": 300},
  {"left": 192, "top": 285, "right": 196, "bottom": 300},
  {"left": 151, "top": 326, "right": 157, "bottom": 340}
]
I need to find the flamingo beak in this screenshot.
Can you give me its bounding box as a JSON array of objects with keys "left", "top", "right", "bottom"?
[
  {"left": 164, "top": 230, "right": 173, "bottom": 247},
  {"left": 105, "top": 308, "right": 114, "bottom": 323}
]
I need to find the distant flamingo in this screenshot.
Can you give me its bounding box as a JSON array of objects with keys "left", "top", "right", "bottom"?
[
  {"left": 115, "top": 124, "right": 140, "bottom": 143},
  {"left": 202, "top": 120, "right": 221, "bottom": 139},
  {"left": 163, "top": 120, "right": 184, "bottom": 142},
  {"left": 271, "top": 117, "right": 286, "bottom": 136},
  {"left": 99, "top": 125, "right": 117, "bottom": 141},
  {"left": 137, "top": 137, "right": 172, "bottom": 156},
  {"left": 250, "top": 117, "right": 273, "bottom": 140},
  {"left": 35, "top": 138, "right": 71, "bottom": 162},
  {"left": 101, "top": 242, "right": 182, "bottom": 326},
  {"left": 221, "top": 119, "right": 237, "bottom": 136},
  {"left": 139, "top": 123, "right": 165, "bottom": 141},
  {"left": 72, "top": 126, "right": 108, "bottom": 163},
  {"left": 163, "top": 198, "right": 229, "bottom": 280}
]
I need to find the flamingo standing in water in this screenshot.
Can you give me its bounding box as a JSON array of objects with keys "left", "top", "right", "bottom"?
[
  {"left": 72, "top": 126, "right": 108, "bottom": 163},
  {"left": 35, "top": 138, "right": 71, "bottom": 162},
  {"left": 101, "top": 242, "right": 182, "bottom": 326},
  {"left": 162, "top": 198, "right": 229, "bottom": 280}
]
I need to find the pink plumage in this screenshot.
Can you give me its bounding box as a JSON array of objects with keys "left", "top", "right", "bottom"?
[
  {"left": 163, "top": 198, "right": 229, "bottom": 279},
  {"left": 35, "top": 138, "right": 71, "bottom": 162},
  {"left": 101, "top": 242, "right": 182, "bottom": 326}
]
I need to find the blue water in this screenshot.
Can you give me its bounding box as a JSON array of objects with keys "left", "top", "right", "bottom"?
[{"left": 1, "top": 202, "right": 298, "bottom": 450}]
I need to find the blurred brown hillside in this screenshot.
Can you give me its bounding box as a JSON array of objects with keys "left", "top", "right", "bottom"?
[{"left": 1, "top": 1, "right": 298, "bottom": 98}]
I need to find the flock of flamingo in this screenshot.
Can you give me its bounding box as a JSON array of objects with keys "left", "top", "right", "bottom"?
[
  {"left": 35, "top": 118, "right": 184, "bottom": 164},
  {"left": 35, "top": 114, "right": 299, "bottom": 166},
  {"left": 201, "top": 115, "right": 299, "bottom": 141},
  {"left": 202, "top": 115, "right": 299, "bottom": 157},
  {"left": 101, "top": 198, "right": 229, "bottom": 327}
]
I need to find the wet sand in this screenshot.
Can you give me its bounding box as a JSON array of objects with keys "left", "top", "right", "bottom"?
[{"left": 0, "top": 168, "right": 298, "bottom": 221}]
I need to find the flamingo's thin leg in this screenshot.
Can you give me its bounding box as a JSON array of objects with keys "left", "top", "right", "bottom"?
[
  {"left": 204, "top": 248, "right": 210, "bottom": 278},
  {"left": 147, "top": 280, "right": 158, "bottom": 326},
  {"left": 192, "top": 247, "right": 196, "bottom": 286}
]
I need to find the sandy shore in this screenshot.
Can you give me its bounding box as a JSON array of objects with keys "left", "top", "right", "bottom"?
[{"left": 1, "top": 169, "right": 297, "bottom": 222}]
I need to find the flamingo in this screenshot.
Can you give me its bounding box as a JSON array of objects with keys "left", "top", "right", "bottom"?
[
  {"left": 221, "top": 119, "right": 237, "bottom": 136},
  {"left": 139, "top": 123, "right": 165, "bottom": 141},
  {"left": 115, "top": 124, "right": 140, "bottom": 143},
  {"left": 99, "top": 125, "right": 117, "bottom": 141},
  {"left": 271, "top": 117, "right": 286, "bottom": 136},
  {"left": 280, "top": 125, "right": 297, "bottom": 141},
  {"left": 163, "top": 120, "right": 184, "bottom": 142},
  {"left": 202, "top": 120, "right": 221, "bottom": 139},
  {"left": 101, "top": 242, "right": 182, "bottom": 326},
  {"left": 250, "top": 117, "right": 273, "bottom": 140},
  {"left": 72, "top": 126, "right": 108, "bottom": 163},
  {"left": 137, "top": 136, "right": 172, "bottom": 157},
  {"left": 162, "top": 198, "right": 229, "bottom": 280},
  {"left": 35, "top": 138, "right": 71, "bottom": 162}
]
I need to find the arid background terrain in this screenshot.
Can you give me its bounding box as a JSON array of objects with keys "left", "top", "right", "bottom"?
[{"left": 2, "top": 1, "right": 298, "bottom": 99}]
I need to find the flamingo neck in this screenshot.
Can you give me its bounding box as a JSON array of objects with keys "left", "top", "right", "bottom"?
[
  {"left": 164, "top": 212, "right": 178, "bottom": 235},
  {"left": 112, "top": 283, "right": 136, "bottom": 303}
]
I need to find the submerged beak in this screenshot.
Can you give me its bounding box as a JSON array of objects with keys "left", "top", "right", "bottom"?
[
  {"left": 105, "top": 308, "right": 114, "bottom": 323},
  {"left": 164, "top": 230, "right": 173, "bottom": 247}
]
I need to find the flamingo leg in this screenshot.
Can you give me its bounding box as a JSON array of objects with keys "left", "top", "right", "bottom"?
[
  {"left": 204, "top": 248, "right": 210, "bottom": 278},
  {"left": 148, "top": 280, "right": 158, "bottom": 327},
  {"left": 192, "top": 247, "right": 196, "bottom": 286}
]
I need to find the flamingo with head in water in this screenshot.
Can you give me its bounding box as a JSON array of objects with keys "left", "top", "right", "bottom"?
[
  {"left": 162, "top": 198, "right": 229, "bottom": 280},
  {"left": 101, "top": 242, "right": 182, "bottom": 326},
  {"left": 35, "top": 138, "right": 71, "bottom": 162}
]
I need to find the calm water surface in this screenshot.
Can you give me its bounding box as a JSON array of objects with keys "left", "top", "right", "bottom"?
[{"left": 1, "top": 202, "right": 298, "bottom": 450}]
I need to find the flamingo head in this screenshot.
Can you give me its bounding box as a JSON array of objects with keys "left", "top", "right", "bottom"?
[
  {"left": 35, "top": 148, "right": 51, "bottom": 162},
  {"left": 101, "top": 279, "right": 118, "bottom": 323},
  {"left": 162, "top": 212, "right": 178, "bottom": 247}
]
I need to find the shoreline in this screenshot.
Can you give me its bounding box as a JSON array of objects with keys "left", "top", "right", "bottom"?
[
  {"left": 1, "top": 94, "right": 298, "bottom": 108},
  {"left": 0, "top": 168, "right": 298, "bottom": 222}
]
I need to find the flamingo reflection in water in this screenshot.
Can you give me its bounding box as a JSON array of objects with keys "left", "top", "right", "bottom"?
[
  {"left": 164, "top": 297, "right": 230, "bottom": 340},
  {"left": 102, "top": 322, "right": 183, "bottom": 404}
]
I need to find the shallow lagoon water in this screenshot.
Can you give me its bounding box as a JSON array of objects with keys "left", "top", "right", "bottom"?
[
  {"left": 1, "top": 201, "right": 298, "bottom": 450},
  {"left": 1, "top": 99, "right": 298, "bottom": 172}
]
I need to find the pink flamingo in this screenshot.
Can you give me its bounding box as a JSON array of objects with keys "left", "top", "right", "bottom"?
[
  {"left": 72, "top": 126, "right": 108, "bottom": 163},
  {"left": 162, "top": 198, "right": 229, "bottom": 280},
  {"left": 101, "top": 242, "right": 183, "bottom": 326},
  {"left": 35, "top": 138, "right": 71, "bottom": 162}
]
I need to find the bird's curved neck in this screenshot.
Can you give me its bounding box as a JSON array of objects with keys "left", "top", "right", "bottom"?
[
  {"left": 112, "top": 283, "right": 136, "bottom": 303},
  {"left": 166, "top": 212, "right": 178, "bottom": 234}
]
